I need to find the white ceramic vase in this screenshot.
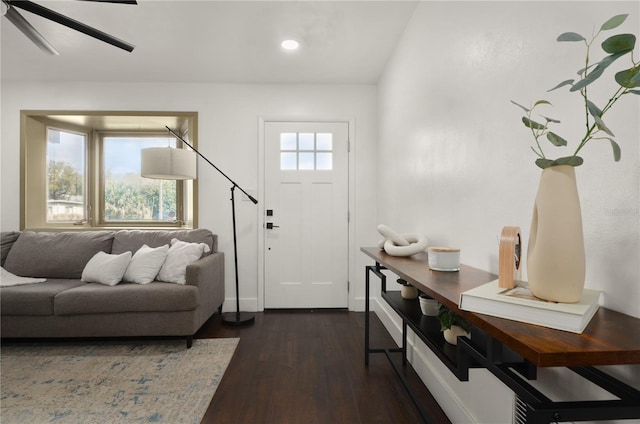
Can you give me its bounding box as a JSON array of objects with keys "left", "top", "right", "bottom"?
[
  {"left": 443, "top": 325, "right": 469, "bottom": 345},
  {"left": 527, "top": 165, "right": 585, "bottom": 303}
]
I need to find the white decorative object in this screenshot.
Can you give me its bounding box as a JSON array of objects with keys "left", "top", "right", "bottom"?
[
  {"left": 428, "top": 247, "right": 460, "bottom": 271},
  {"left": 123, "top": 244, "right": 170, "bottom": 284},
  {"left": 377, "top": 224, "right": 428, "bottom": 257},
  {"left": 157, "top": 238, "right": 211, "bottom": 284},
  {"left": 443, "top": 325, "right": 470, "bottom": 345},
  {"left": 377, "top": 224, "right": 410, "bottom": 246},
  {"left": 528, "top": 165, "right": 585, "bottom": 303},
  {"left": 81, "top": 251, "right": 132, "bottom": 286},
  {"left": 419, "top": 295, "right": 439, "bottom": 316}
]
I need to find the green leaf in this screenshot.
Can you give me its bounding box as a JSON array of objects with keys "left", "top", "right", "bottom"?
[
  {"left": 535, "top": 158, "right": 555, "bottom": 169},
  {"left": 533, "top": 100, "right": 551, "bottom": 107},
  {"left": 629, "top": 89, "right": 640, "bottom": 95},
  {"left": 510, "top": 100, "right": 530, "bottom": 112},
  {"left": 571, "top": 52, "right": 627, "bottom": 92},
  {"left": 594, "top": 115, "right": 615, "bottom": 137},
  {"left": 615, "top": 66, "right": 640, "bottom": 88},
  {"left": 586, "top": 100, "right": 602, "bottom": 117},
  {"left": 602, "top": 138, "right": 621, "bottom": 161},
  {"left": 557, "top": 32, "right": 585, "bottom": 42},
  {"left": 543, "top": 115, "right": 561, "bottom": 124},
  {"left": 546, "top": 132, "right": 568, "bottom": 147},
  {"left": 548, "top": 79, "right": 574, "bottom": 91},
  {"left": 601, "top": 34, "right": 636, "bottom": 54},
  {"left": 537, "top": 157, "right": 584, "bottom": 168},
  {"left": 571, "top": 65, "right": 604, "bottom": 91},
  {"left": 552, "top": 156, "right": 584, "bottom": 167},
  {"left": 600, "top": 14, "right": 628, "bottom": 31},
  {"left": 522, "top": 117, "right": 546, "bottom": 130},
  {"left": 577, "top": 63, "right": 596, "bottom": 76}
]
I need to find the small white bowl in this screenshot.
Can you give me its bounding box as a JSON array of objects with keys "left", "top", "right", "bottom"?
[
  {"left": 419, "top": 295, "right": 439, "bottom": 316},
  {"left": 428, "top": 247, "right": 460, "bottom": 271}
]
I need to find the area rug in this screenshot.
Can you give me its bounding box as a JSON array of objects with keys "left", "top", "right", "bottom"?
[{"left": 0, "top": 338, "right": 239, "bottom": 424}]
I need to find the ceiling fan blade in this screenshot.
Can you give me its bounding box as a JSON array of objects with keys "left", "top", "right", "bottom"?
[
  {"left": 4, "top": 5, "right": 59, "bottom": 54},
  {"left": 8, "top": 0, "right": 135, "bottom": 52},
  {"left": 75, "top": 1, "right": 137, "bottom": 4}
]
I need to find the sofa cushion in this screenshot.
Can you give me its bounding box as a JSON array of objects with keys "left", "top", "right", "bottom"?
[
  {"left": 1, "top": 279, "right": 86, "bottom": 316},
  {"left": 111, "top": 229, "right": 215, "bottom": 256},
  {"left": 1, "top": 231, "right": 21, "bottom": 267},
  {"left": 3, "top": 231, "right": 115, "bottom": 279},
  {"left": 54, "top": 282, "right": 199, "bottom": 315}
]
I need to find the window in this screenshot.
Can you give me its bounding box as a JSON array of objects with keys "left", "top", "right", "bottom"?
[
  {"left": 46, "top": 128, "right": 87, "bottom": 223},
  {"left": 280, "top": 132, "right": 333, "bottom": 170},
  {"left": 101, "top": 134, "right": 180, "bottom": 223},
  {"left": 21, "top": 111, "right": 198, "bottom": 230}
]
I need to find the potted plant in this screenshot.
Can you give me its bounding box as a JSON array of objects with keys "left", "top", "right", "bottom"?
[
  {"left": 511, "top": 14, "right": 639, "bottom": 303},
  {"left": 396, "top": 278, "right": 418, "bottom": 299},
  {"left": 437, "top": 305, "right": 471, "bottom": 345}
]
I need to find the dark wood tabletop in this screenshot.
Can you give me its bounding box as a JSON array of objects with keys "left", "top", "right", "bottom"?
[{"left": 362, "top": 247, "right": 640, "bottom": 367}]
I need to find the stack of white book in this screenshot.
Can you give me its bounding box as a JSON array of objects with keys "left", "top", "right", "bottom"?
[{"left": 459, "top": 279, "right": 601, "bottom": 333}]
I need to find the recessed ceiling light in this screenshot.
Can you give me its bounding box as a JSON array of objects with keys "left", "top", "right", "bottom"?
[{"left": 281, "top": 39, "right": 300, "bottom": 50}]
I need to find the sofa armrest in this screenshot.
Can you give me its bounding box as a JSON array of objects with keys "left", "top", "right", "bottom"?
[{"left": 185, "top": 252, "right": 225, "bottom": 313}]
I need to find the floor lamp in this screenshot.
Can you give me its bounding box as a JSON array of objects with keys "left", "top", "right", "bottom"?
[{"left": 141, "top": 126, "right": 257, "bottom": 326}]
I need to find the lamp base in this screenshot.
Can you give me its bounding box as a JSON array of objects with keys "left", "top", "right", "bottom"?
[{"left": 221, "top": 311, "right": 255, "bottom": 326}]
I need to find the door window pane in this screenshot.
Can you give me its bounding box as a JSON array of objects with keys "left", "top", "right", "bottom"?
[
  {"left": 46, "top": 128, "right": 86, "bottom": 223},
  {"left": 281, "top": 152, "right": 297, "bottom": 170},
  {"left": 299, "top": 133, "right": 315, "bottom": 150},
  {"left": 316, "top": 133, "right": 333, "bottom": 151},
  {"left": 316, "top": 153, "right": 333, "bottom": 170},
  {"left": 103, "top": 136, "right": 177, "bottom": 222},
  {"left": 299, "top": 152, "right": 315, "bottom": 170},
  {"left": 280, "top": 133, "right": 297, "bottom": 150}
]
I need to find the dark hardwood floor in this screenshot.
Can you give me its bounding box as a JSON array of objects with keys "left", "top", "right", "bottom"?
[{"left": 195, "top": 310, "right": 451, "bottom": 424}]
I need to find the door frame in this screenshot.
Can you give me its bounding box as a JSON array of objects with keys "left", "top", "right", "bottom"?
[{"left": 257, "top": 116, "right": 356, "bottom": 312}]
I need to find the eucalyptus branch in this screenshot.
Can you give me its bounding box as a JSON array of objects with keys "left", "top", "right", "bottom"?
[
  {"left": 512, "top": 14, "right": 637, "bottom": 169},
  {"left": 574, "top": 85, "right": 627, "bottom": 156}
]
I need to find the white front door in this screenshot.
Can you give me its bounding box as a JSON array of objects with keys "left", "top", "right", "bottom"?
[{"left": 264, "top": 122, "right": 349, "bottom": 308}]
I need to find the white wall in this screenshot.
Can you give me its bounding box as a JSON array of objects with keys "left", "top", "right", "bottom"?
[
  {"left": 376, "top": 1, "right": 639, "bottom": 423},
  {"left": 0, "top": 81, "right": 380, "bottom": 312}
]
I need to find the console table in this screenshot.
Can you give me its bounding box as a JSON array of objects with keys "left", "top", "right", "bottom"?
[{"left": 362, "top": 247, "right": 640, "bottom": 424}]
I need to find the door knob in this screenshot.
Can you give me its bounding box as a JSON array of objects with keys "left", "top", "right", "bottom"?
[{"left": 266, "top": 222, "right": 280, "bottom": 229}]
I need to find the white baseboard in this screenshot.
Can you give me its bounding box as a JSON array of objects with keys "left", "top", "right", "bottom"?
[
  {"left": 372, "top": 297, "right": 481, "bottom": 423},
  {"left": 222, "top": 298, "right": 258, "bottom": 313}
]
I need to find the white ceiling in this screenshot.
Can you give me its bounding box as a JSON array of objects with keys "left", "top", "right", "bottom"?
[{"left": 1, "top": 0, "right": 418, "bottom": 84}]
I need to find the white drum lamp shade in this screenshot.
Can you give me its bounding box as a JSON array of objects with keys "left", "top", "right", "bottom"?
[{"left": 141, "top": 147, "right": 197, "bottom": 180}]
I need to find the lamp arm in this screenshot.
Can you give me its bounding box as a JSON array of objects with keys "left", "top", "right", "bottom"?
[{"left": 165, "top": 126, "right": 258, "bottom": 204}]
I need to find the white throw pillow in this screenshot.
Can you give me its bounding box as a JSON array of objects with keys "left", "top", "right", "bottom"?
[
  {"left": 123, "top": 244, "right": 169, "bottom": 284},
  {"left": 81, "top": 251, "right": 132, "bottom": 286},
  {"left": 157, "top": 238, "right": 211, "bottom": 284}
]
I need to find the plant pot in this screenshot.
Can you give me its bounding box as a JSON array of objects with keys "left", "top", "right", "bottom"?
[
  {"left": 401, "top": 284, "right": 418, "bottom": 300},
  {"left": 527, "top": 165, "right": 585, "bottom": 303},
  {"left": 443, "top": 325, "right": 469, "bottom": 345},
  {"left": 419, "top": 295, "right": 439, "bottom": 316}
]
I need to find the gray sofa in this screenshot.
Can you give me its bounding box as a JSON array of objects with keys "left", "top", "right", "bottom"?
[{"left": 0, "top": 229, "right": 224, "bottom": 348}]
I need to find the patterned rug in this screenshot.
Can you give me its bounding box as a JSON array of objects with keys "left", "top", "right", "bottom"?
[{"left": 0, "top": 338, "right": 239, "bottom": 424}]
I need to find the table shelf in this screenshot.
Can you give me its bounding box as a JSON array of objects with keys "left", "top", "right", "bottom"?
[
  {"left": 381, "top": 291, "right": 469, "bottom": 377},
  {"left": 362, "top": 247, "right": 640, "bottom": 424}
]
